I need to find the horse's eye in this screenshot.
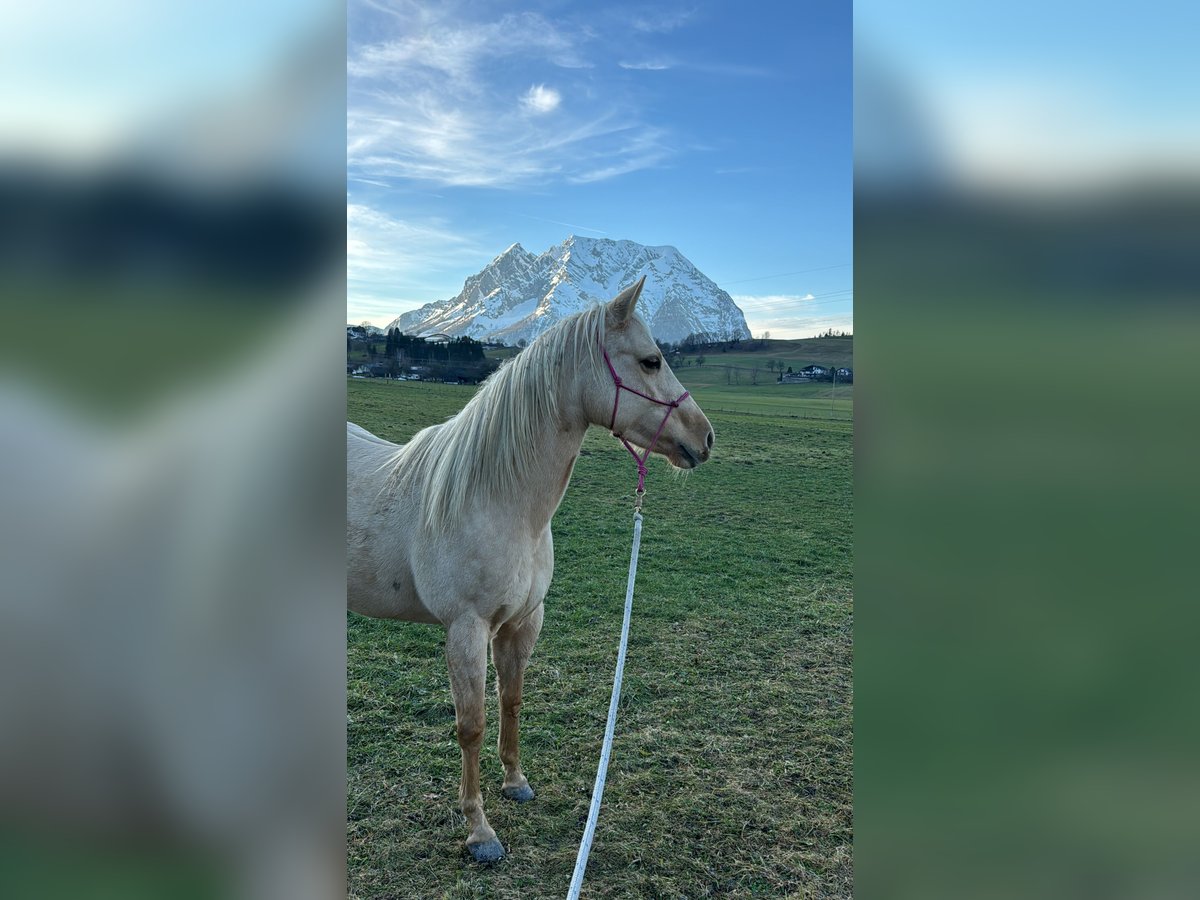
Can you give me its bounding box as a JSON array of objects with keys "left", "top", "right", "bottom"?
[{"left": 641, "top": 357, "right": 661, "bottom": 371}]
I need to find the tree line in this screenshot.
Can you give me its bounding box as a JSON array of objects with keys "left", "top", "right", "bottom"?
[{"left": 348, "top": 327, "right": 498, "bottom": 383}]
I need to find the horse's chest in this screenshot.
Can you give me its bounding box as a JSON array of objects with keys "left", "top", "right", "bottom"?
[
  {"left": 495, "top": 535, "right": 553, "bottom": 599},
  {"left": 415, "top": 528, "right": 553, "bottom": 628}
]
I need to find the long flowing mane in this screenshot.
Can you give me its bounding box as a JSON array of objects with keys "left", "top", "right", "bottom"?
[{"left": 386, "top": 303, "right": 608, "bottom": 532}]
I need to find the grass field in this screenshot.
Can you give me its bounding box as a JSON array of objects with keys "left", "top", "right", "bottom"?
[
  {"left": 675, "top": 369, "right": 853, "bottom": 421},
  {"left": 677, "top": 337, "right": 852, "bottom": 371},
  {"left": 347, "top": 378, "right": 853, "bottom": 899}
]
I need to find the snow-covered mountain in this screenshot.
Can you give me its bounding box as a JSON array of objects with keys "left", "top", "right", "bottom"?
[{"left": 384, "top": 236, "right": 752, "bottom": 345}]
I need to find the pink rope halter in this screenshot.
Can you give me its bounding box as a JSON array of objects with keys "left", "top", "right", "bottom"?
[{"left": 600, "top": 341, "right": 690, "bottom": 497}]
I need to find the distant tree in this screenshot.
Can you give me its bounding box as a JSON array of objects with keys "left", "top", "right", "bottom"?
[
  {"left": 751, "top": 367, "right": 759, "bottom": 385},
  {"left": 786, "top": 365, "right": 793, "bottom": 374},
  {"left": 517, "top": 338, "right": 528, "bottom": 349},
  {"left": 696, "top": 352, "right": 705, "bottom": 367}
]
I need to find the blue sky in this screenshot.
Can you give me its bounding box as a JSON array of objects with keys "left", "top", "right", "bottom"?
[{"left": 347, "top": 1, "right": 852, "bottom": 337}]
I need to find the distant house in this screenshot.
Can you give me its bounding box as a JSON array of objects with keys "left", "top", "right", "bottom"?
[
  {"left": 778, "top": 372, "right": 812, "bottom": 384},
  {"left": 800, "top": 365, "right": 828, "bottom": 377},
  {"left": 348, "top": 362, "right": 391, "bottom": 378},
  {"left": 835, "top": 367, "right": 853, "bottom": 382}
]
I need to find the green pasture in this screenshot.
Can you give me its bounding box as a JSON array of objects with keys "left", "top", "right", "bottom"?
[
  {"left": 669, "top": 337, "right": 853, "bottom": 419},
  {"left": 676, "top": 369, "right": 853, "bottom": 420},
  {"left": 347, "top": 378, "right": 853, "bottom": 899}
]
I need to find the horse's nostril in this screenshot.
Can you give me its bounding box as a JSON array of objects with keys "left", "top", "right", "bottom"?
[{"left": 706, "top": 429, "right": 714, "bottom": 450}]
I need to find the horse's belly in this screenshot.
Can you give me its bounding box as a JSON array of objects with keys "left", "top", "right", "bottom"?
[
  {"left": 348, "top": 573, "right": 441, "bottom": 624},
  {"left": 346, "top": 531, "right": 440, "bottom": 623}
]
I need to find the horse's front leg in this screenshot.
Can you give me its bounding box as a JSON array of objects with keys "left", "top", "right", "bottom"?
[
  {"left": 492, "top": 602, "right": 544, "bottom": 803},
  {"left": 446, "top": 615, "right": 503, "bottom": 862}
]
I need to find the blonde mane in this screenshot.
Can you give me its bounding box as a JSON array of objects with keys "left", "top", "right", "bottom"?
[{"left": 387, "top": 303, "right": 608, "bottom": 532}]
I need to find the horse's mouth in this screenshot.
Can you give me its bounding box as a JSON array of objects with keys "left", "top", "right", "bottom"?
[{"left": 675, "top": 443, "right": 700, "bottom": 469}]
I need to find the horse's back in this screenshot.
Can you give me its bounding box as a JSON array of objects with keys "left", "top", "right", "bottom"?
[
  {"left": 347, "top": 422, "right": 407, "bottom": 484},
  {"left": 346, "top": 422, "right": 440, "bottom": 623},
  {"left": 347, "top": 421, "right": 397, "bottom": 450}
]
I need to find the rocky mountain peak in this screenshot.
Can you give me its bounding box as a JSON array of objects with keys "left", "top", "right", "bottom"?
[{"left": 385, "top": 237, "right": 751, "bottom": 345}]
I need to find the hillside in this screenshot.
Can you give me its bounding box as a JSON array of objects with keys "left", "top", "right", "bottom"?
[{"left": 678, "top": 336, "right": 853, "bottom": 370}]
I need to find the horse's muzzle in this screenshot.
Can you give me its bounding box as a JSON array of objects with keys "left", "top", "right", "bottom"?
[{"left": 675, "top": 442, "right": 705, "bottom": 468}]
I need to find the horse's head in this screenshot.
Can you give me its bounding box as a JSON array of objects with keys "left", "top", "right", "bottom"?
[{"left": 589, "top": 277, "right": 714, "bottom": 470}]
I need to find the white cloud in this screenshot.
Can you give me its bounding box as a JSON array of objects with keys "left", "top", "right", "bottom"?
[
  {"left": 521, "top": 84, "right": 561, "bottom": 114},
  {"left": 630, "top": 9, "right": 695, "bottom": 33},
  {"left": 619, "top": 60, "right": 671, "bottom": 71},
  {"left": 733, "top": 294, "right": 852, "bottom": 339},
  {"left": 733, "top": 293, "right": 816, "bottom": 311},
  {"left": 346, "top": 203, "right": 487, "bottom": 326},
  {"left": 348, "top": 8, "right": 673, "bottom": 187},
  {"left": 618, "top": 58, "right": 766, "bottom": 77},
  {"left": 348, "top": 12, "right": 583, "bottom": 82}
]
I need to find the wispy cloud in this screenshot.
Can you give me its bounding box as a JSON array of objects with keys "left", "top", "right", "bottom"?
[
  {"left": 618, "top": 58, "right": 768, "bottom": 77},
  {"left": 734, "top": 293, "right": 817, "bottom": 311},
  {"left": 568, "top": 126, "right": 673, "bottom": 183},
  {"left": 521, "top": 84, "right": 561, "bottom": 114},
  {"left": 733, "top": 293, "right": 853, "bottom": 339},
  {"left": 348, "top": 8, "right": 673, "bottom": 188},
  {"left": 514, "top": 212, "right": 607, "bottom": 235},
  {"left": 630, "top": 8, "right": 696, "bottom": 34},
  {"left": 348, "top": 12, "right": 584, "bottom": 82},
  {"left": 619, "top": 60, "right": 672, "bottom": 71},
  {"left": 346, "top": 203, "right": 487, "bottom": 325}
]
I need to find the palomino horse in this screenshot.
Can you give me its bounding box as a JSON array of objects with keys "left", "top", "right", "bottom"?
[{"left": 346, "top": 278, "right": 714, "bottom": 862}]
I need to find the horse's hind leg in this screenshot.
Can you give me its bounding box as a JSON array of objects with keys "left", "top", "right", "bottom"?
[
  {"left": 446, "top": 616, "right": 504, "bottom": 862},
  {"left": 492, "top": 603, "right": 544, "bottom": 803}
]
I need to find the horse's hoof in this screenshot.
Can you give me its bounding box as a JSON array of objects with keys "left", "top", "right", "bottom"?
[
  {"left": 467, "top": 838, "right": 506, "bottom": 863},
  {"left": 502, "top": 784, "right": 535, "bottom": 803}
]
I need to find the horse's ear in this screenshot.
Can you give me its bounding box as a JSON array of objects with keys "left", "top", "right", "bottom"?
[{"left": 607, "top": 276, "right": 646, "bottom": 328}]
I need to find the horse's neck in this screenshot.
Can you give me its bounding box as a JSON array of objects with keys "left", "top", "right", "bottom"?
[
  {"left": 504, "top": 368, "right": 590, "bottom": 533},
  {"left": 511, "top": 415, "right": 589, "bottom": 533}
]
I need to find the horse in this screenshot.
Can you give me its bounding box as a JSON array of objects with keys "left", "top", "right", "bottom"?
[{"left": 346, "top": 277, "right": 714, "bottom": 862}]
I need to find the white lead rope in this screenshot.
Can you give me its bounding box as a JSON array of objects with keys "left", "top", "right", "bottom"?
[{"left": 566, "top": 509, "right": 643, "bottom": 900}]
